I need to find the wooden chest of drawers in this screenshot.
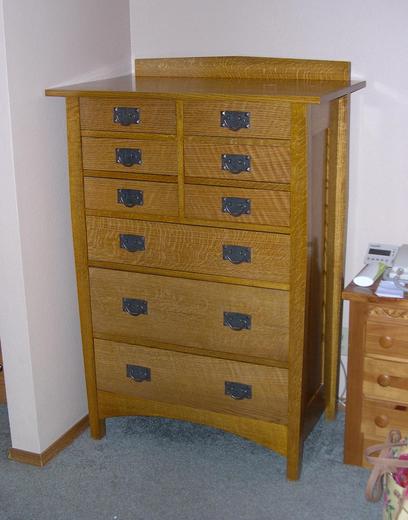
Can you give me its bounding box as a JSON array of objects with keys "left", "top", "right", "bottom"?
[
  {"left": 46, "top": 56, "right": 365, "bottom": 479},
  {"left": 343, "top": 283, "right": 408, "bottom": 467}
]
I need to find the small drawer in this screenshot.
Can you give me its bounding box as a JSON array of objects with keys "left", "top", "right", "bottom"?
[
  {"left": 361, "top": 398, "right": 408, "bottom": 441},
  {"left": 363, "top": 357, "right": 408, "bottom": 404},
  {"left": 89, "top": 268, "right": 289, "bottom": 362},
  {"left": 184, "top": 185, "right": 290, "bottom": 227},
  {"left": 80, "top": 98, "right": 176, "bottom": 134},
  {"left": 184, "top": 101, "right": 290, "bottom": 139},
  {"left": 86, "top": 216, "right": 290, "bottom": 284},
  {"left": 184, "top": 140, "right": 290, "bottom": 184},
  {"left": 84, "top": 178, "right": 178, "bottom": 217},
  {"left": 94, "top": 339, "right": 288, "bottom": 423},
  {"left": 81, "top": 137, "right": 177, "bottom": 175},
  {"left": 366, "top": 320, "right": 408, "bottom": 360}
]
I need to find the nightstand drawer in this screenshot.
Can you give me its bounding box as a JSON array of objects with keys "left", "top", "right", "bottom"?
[
  {"left": 363, "top": 357, "right": 408, "bottom": 403},
  {"left": 84, "top": 178, "right": 178, "bottom": 217},
  {"left": 184, "top": 101, "right": 290, "bottom": 139},
  {"left": 95, "top": 339, "right": 288, "bottom": 423},
  {"left": 184, "top": 139, "right": 290, "bottom": 184},
  {"left": 89, "top": 268, "right": 289, "bottom": 362},
  {"left": 184, "top": 185, "right": 290, "bottom": 227},
  {"left": 86, "top": 217, "right": 290, "bottom": 284},
  {"left": 366, "top": 320, "right": 408, "bottom": 360},
  {"left": 361, "top": 399, "right": 408, "bottom": 440},
  {"left": 80, "top": 98, "right": 176, "bottom": 134},
  {"left": 82, "top": 137, "right": 177, "bottom": 175}
]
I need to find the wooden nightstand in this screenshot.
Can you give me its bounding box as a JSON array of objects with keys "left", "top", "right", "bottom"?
[{"left": 343, "top": 281, "right": 408, "bottom": 467}]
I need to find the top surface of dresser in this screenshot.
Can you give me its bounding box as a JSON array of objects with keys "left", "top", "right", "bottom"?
[
  {"left": 46, "top": 74, "right": 365, "bottom": 104},
  {"left": 46, "top": 56, "right": 365, "bottom": 103}
]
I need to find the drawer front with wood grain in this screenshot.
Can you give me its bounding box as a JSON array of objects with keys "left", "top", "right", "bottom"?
[
  {"left": 82, "top": 137, "right": 178, "bottom": 175},
  {"left": 184, "top": 139, "right": 291, "bottom": 184},
  {"left": 184, "top": 101, "right": 291, "bottom": 139},
  {"left": 363, "top": 357, "right": 408, "bottom": 404},
  {"left": 361, "top": 398, "right": 408, "bottom": 441},
  {"left": 366, "top": 319, "right": 408, "bottom": 360},
  {"left": 86, "top": 216, "right": 290, "bottom": 284},
  {"left": 89, "top": 268, "right": 289, "bottom": 362},
  {"left": 80, "top": 97, "right": 176, "bottom": 134},
  {"left": 184, "top": 185, "right": 290, "bottom": 227},
  {"left": 94, "top": 339, "right": 288, "bottom": 423},
  {"left": 84, "top": 178, "right": 178, "bottom": 217}
]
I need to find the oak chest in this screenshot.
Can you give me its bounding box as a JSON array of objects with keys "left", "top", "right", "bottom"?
[{"left": 46, "top": 56, "right": 365, "bottom": 479}]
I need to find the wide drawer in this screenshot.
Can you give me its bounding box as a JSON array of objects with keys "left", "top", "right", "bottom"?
[
  {"left": 363, "top": 357, "right": 408, "bottom": 404},
  {"left": 184, "top": 184, "right": 290, "bottom": 227},
  {"left": 184, "top": 101, "right": 291, "bottom": 139},
  {"left": 82, "top": 137, "right": 177, "bottom": 175},
  {"left": 86, "top": 216, "right": 290, "bottom": 284},
  {"left": 184, "top": 139, "right": 290, "bottom": 184},
  {"left": 366, "top": 311, "right": 408, "bottom": 360},
  {"left": 89, "top": 268, "right": 289, "bottom": 362},
  {"left": 80, "top": 97, "right": 176, "bottom": 134},
  {"left": 84, "top": 178, "right": 178, "bottom": 217},
  {"left": 361, "top": 398, "right": 408, "bottom": 441},
  {"left": 94, "top": 339, "right": 288, "bottom": 423}
]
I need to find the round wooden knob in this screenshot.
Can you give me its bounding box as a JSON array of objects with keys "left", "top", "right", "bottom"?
[
  {"left": 377, "top": 374, "right": 391, "bottom": 387},
  {"left": 379, "top": 336, "right": 394, "bottom": 349},
  {"left": 374, "top": 414, "right": 389, "bottom": 428}
]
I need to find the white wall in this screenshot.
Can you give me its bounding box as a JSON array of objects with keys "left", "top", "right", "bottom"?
[
  {"left": 129, "top": 0, "right": 408, "bottom": 286},
  {"left": 0, "top": 0, "right": 131, "bottom": 453}
]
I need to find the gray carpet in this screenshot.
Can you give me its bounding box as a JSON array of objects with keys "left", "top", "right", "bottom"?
[{"left": 0, "top": 405, "right": 380, "bottom": 519}]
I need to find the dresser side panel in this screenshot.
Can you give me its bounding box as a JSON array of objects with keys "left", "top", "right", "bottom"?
[{"left": 66, "top": 97, "right": 105, "bottom": 439}]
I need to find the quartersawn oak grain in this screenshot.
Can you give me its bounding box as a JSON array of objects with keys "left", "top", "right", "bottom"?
[
  {"left": 82, "top": 137, "right": 178, "bottom": 175},
  {"left": 184, "top": 139, "right": 291, "bottom": 184},
  {"left": 184, "top": 100, "right": 290, "bottom": 139},
  {"left": 80, "top": 97, "right": 176, "bottom": 134},
  {"left": 184, "top": 184, "right": 290, "bottom": 227},
  {"left": 46, "top": 56, "right": 365, "bottom": 480},
  {"left": 95, "top": 339, "right": 288, "bottom": 423},
  {"left": 86, "top": 216, "right": 290, "bottom": 284},
  {"left": 89, "top": 268, "right": 289, "bottom": 363},
  {"left": 84, "top": 177, "right": 179, "bottom": 217}
]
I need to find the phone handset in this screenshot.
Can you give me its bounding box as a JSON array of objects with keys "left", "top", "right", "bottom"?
[{"left": 353, "top": 243, "right": 399, "bottom": 287}]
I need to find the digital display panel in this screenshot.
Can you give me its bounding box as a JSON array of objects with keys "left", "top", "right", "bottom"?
[{"left": 368, "top": 248, "right": 391, "bottom": 256}]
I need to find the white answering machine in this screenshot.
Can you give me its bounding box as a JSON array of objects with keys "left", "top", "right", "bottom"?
[{"left": 354, "top": 243, "right": 408, "bottom": 287}]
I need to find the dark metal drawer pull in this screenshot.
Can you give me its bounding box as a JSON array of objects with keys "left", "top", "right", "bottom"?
[
  {"left": 225, "top": 381, "right": 252, "bottom": 400},
  {"left": 220, "top": 111, "right": 250, "bottom": 131},
  {"left": 224, "top": 312, "right": 251, "bottom": 331},
  {"left": 222, "top": 197, "right": 251, "bottom": 217},
  {"left": 126, "top": 364, "right": 151, "bottom": 382},
  {"left": 116, "top": 148, "right": 142, "bottom": 167},
  {"left": 119, "top": 234, "right": 145, "bottom": 252},
  {"left": 221, "top": 154, "right": 251, "bottom": 174},
  {"left": 122, "top": 298, "right": 148, "bottom": 316},
  {"left": 113, "top": 107, "right": 140, "bottom": 126},
  {"left": 223, "top": 245, "right": 251, "bottom": 264},
  {"left": 117, "top": 188, "right": 144, "bottom": 207}
]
